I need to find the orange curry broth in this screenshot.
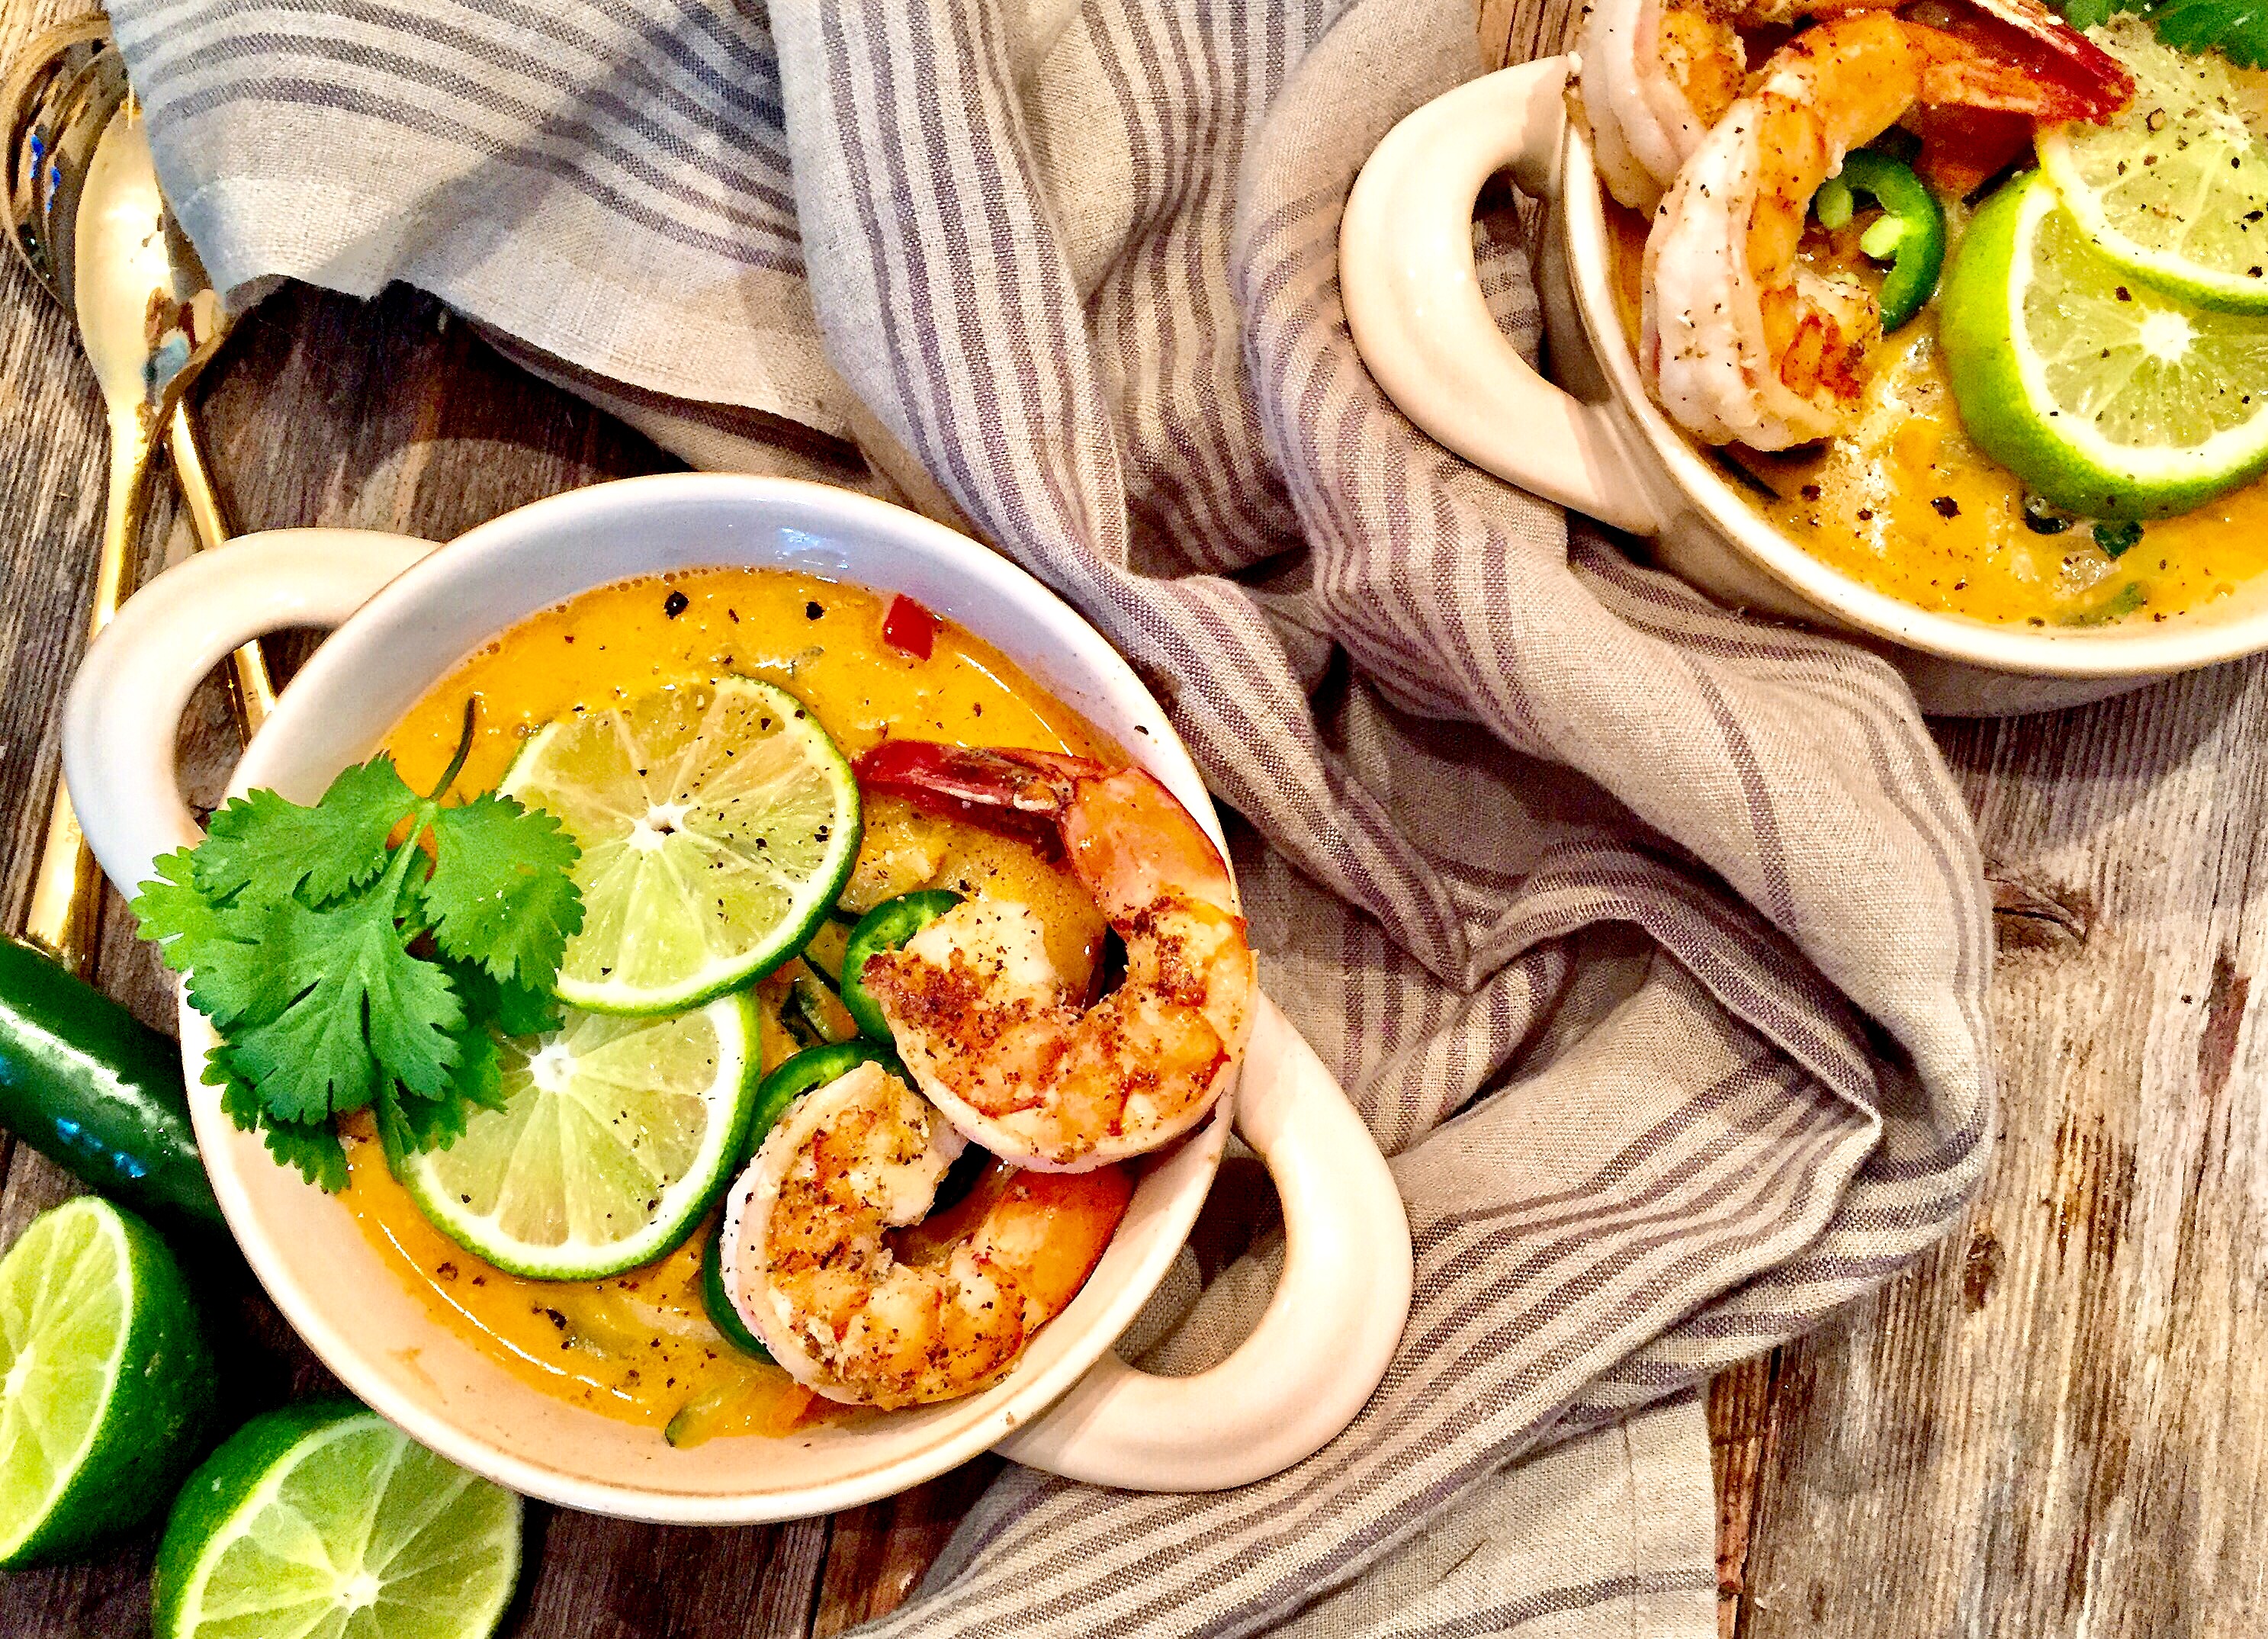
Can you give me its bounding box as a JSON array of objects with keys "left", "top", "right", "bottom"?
[
  {"left": 347, "top": 565, "right": 1128, "bottom": 1435},
  {"left": 1607, "top": 203, "right": 2268, "bottom": 628}
]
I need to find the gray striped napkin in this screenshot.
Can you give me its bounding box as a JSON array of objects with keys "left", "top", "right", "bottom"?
[{"left": 114, "top": 0, "right": 1993, "bottom": 1633}]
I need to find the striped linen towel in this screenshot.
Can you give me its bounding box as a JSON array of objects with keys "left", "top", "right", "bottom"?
[{"left": 114, "top": 0, "right": 1993, "bottom": 1633}]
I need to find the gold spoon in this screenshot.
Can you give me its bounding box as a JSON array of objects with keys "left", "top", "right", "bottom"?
[
  {"left": 7, "top": 27, "right": 274, "bottom": 730},
  {"left": 7, "top": 23, "right": 264, "bottom": 662},
  {"left": 5, "top": 29, "right": 259, "bottom": 969}
]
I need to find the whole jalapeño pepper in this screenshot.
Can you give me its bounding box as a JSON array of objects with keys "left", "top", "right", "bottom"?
[{"left": 0, "top": 935, "right": 220, "bottom": 1227}]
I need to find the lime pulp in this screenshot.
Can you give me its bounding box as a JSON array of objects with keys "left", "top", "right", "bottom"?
[
  {"left": 1939, "top": 171, "right": 2268, "bottom": 519},
  {"left": 153, "top": 1399, "right": 521, "bottom": 1639},
  {"left": 387, "top": 991, "right": 762, "bottom": 1281},
  {"left": 0, "top": 1196, "right": 214, "bottom": 1567},
  {"left": 2037, "top": 19, "right": 2268, "bottom": 313},
  {"left": 500, "top": 676, "right": 862, "bottom": 1016}
]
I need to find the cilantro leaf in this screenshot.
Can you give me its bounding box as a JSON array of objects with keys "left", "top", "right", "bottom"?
[
  {"left": 208, "top": 1049, "right": 262, "bottom": 1132},
  {"left": 2154, "top": 0, "right": 2268, "bottom": 60},
  {"left": 422, "top": 793, "right": 584, "bottom": 985},
  {"left": 209, "top": 1053, "right": 349, "bottom": 1191},
  {"left": 195, "top": 760, "right": 421, "bottom": 907},
  {"left": 225, "top": 888, "right": 463, "bottom": 1122},
  {"left": 451, "top": 1025, "right": 507, "bottom": 1113},
  {"left": 377, "top": 1083, "right": 467, "bottom": 1155},
  {"left": 377, "top": 1026, "right": 503, "bottom": 1156},
  {"left": 259, "top": 1116, "right": 351, "bottom": 1191},
  {"left": 133, "top": 847, "right": 233, "bottom": 953},
  {"left": 130, "top": 726, "right": 584, "bottom": 1194},
  {"left": 441, "top": 957, "right": 561, "bottom": 1039},
  {"left": 137, "top": 852, "right": 300, "bottom": 1030},
  {"left": 2051, "top": 0, "right": 2268, "bottom": 68}
]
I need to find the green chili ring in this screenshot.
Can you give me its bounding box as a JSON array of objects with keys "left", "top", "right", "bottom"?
[
  {"left": 700, "top": 1037, "right": 917, "bottom": 1361},
  {"left": 1815, "top": 151, "right": 1946, "bottom": 333},
  {"left": 702, "top": 1035, "right": 990, "bottom": 1360},
  {"left": 700, "top": 1212, "right": 774, "bottom": 1362},
  {"left": 839, "top": 890, "right": 964, "bottom": 1044},
  {"left": 744, "top": 1040, "right": 912, "bottom": 1159}
]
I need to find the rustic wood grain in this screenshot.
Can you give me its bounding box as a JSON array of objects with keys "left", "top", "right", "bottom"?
[
  {"left": 809, "top": 1460, "right": 1003, "bottom": 1637},
  {"left": 7, "top": 0, "right": 2267, "bottom": 1636},
  {"left": 1727, "top": 680, "right": 2268, "bottom": 1639}
]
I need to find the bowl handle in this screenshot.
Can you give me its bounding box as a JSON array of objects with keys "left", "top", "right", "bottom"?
[
  {"left": 997, "top": 995, "right": 1414, "bottom": 1490},
  {"left": 1338, "top": 54, "right": 1662, "bottom": 535},
  {"left": 63, "top": 529, "right": 442, "bottom": 898}
]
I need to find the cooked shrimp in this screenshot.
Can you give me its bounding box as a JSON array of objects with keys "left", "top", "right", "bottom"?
[
  {"left": 1642, "top": 11, "right": 2118, "bottom": 448},
  {"left": 1579, "top": 0, "right": 2129, "bottom": 211},
  {"left": 718, "top": 1061, "right": 1129, "bottom": 1407},
  {"left": 1579, "top": 0, "right": 1789, "bottom": 210},
  {"left": 851, "top": 741, "right": 1255, "bottom": 1172}
]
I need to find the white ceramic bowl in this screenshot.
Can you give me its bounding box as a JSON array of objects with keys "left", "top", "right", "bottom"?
[
  {"left": 62, "top": 474, "right": 1413, "bottom": 1522},
  {"left": 1339, "top": 57, "right": 2268, "bottom": 716}
]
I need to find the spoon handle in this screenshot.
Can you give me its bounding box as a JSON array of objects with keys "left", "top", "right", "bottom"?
[
  {"left": 167, "top": 402, "right": 275, "bottom": 737},
  {"left": 22, "top": 423, "right": 153, "bottom": 974}
]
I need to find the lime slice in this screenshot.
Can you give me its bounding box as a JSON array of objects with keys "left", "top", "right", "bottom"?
[
  {"left": 1, "top": 1197, "right": 214, "bottom": 1566},
  {"left": 2037, "top": 19, "right": 2268, "bottom": 313},
  {"left": 153, "top": 1400, "right": 520, "bottom": 1639},
  {"left": 502, "top": 676, "right": 862, "bottom": 1015},
  {"left": 1940, "top": 170, "right": 2268, "bottom": 519},
  {"left": 388, "top": 991, "right": 761, "bottom": 1280}
]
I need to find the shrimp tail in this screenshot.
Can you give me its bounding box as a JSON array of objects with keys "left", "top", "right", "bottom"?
[
  {"left": 1952, "top": 0, "right": 2135, "bottom": 121},
  {"left": 856, "top": 740, "right": 1092, "bottom": 856}
]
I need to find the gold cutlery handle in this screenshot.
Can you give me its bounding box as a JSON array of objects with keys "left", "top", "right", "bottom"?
[
  {"left": 21, "top": 423, "right": 153, "bottom": 972},
  {"left": 19, "top": 786, "right": 101, "bottom": 975},
  {"left": 168, "top": 400, "right": 273, "bottom": 737}
]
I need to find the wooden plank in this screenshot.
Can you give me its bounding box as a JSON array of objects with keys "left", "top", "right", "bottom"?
[
  {"left": 516, "top": 1514, "right": 831, "bottom": 1639},
  {"left": 1730, "top": 671, "right": 2268, "bottom": 1639},
  {"left": 11, "top": 2, "right": 2260, "bottom": 1638},
  {"left": 1481, "top": 0, "right": 1582, "bottom": 69},
  {"left": 810, "top": 1460, "right": 1004, "bottom": 1636},
  {"left": 1707, "top": 1361, "right": 1777, "bottom": 1639}
]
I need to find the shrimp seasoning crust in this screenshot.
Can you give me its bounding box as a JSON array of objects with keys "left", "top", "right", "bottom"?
[
  {"left": 720, "top": 1062, "right": 1130, "bottom": 1407},
  {"left": 1578, "top": 0, "right": 1767, "bottom": 211},
  {"left": 850, "top": 741, "right": 1257, "bottom": 1172}
]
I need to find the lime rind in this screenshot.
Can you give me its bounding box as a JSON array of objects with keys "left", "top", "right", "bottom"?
[
  {"left": 2037, "top": 19, "right": 2268, "bottom": 314},
  {"left": 1942, "top": 172, "right": 2268, "bottom": 519},
  {"left": 154, "top": 1400, "right": 520, "bottom": 1639},
  {"left": 502, "top": 675, "right": 862, "bottom": 1017},
  {"left": 388, "top": 991, "right": 760, "bottom": 1281},
  {"left": 0, "top": 1197, "right": 214, "bottom": 1567}
]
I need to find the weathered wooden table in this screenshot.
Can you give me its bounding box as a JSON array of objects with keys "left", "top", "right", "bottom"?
[{"left": 4, "top": 0, "right": 2263, "bottom": 1634}]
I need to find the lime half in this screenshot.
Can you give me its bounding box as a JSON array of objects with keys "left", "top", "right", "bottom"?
[
  {"left": 153, "top": 1400, "right": 520, "bottom": 1639},
  {"left": 1940, "top": 171, "right": 2268, "bottom": 519},
  {"left": 389, "top": 991, "right": 761, "bottom": 1280},
  {"left": 502, "top": 676, "right": 860, "bottom": 1015},
  {"left": 2038, "top": 19, "right": 2268, "bottom": 313},
  {"left": 0, "top": 1197, "right": 214, "bottom": 1567}
]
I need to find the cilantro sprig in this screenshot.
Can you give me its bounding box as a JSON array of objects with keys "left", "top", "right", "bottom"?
[
  {"left": 133, "top": 705, "right": 583, "bottom": 1191},
  {"left": 2056, "top": 0, "right": 2268, "bottom": 68}
]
